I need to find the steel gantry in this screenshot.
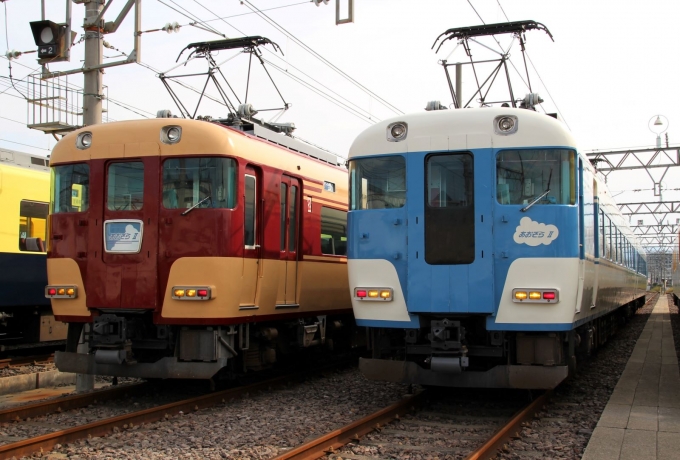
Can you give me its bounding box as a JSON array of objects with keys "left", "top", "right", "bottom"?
[{"left": 587, "top": 145, "right": 680, "bottom": 256}]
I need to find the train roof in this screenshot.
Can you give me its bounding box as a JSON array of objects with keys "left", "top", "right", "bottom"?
[
  {"left": 348, "top": 107, "right": 578, "bottom": 158},
  {"left": 51, "top": 118, "right": 345, "bottom": 171},
  {"left": 0, "top": 148, "right": 50, "bottom": 172}
]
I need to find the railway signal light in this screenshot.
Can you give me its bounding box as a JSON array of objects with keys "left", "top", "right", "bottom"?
[{"left": 29, "top": 20, "right": 75, "bottom": 63}]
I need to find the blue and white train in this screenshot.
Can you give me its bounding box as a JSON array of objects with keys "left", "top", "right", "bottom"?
[{"left": 347, "top": 107, "right": 647, "bottom": 389}]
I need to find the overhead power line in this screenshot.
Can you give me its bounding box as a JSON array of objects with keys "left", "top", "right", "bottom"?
[
  {"left": 240, "top": 0, "right": 403, "bottom": 116},
  {"left": 0, "top": 138, "right": 51, "bottom": 151}
]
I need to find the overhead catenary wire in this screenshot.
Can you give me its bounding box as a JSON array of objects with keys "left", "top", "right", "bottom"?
[
  {"left": 240, "top": 0, "right": 404, "bottom": 116},
  {"left": 0, "top": 138, "right": 51, "bottom": 151}
]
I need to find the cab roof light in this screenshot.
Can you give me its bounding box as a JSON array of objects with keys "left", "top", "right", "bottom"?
[
  {"left": 45, "top": 285, "right": 77, "bottom": 299},
  {"left": 172, "top": 286, "right": 212, "bottom": 301}
]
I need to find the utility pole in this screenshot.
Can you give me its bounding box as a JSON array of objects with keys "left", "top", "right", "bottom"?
[{"left": 83, "top": 0, "right": 104, "bottom": 126}]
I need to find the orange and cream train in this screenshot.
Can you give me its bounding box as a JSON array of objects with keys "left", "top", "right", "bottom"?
[{"left": 49, "top": 117, "right": 355, "bottom": 379}]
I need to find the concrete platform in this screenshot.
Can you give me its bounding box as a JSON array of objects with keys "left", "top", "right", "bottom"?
[{"left": 583, "top": 295, "right": 680, "bottom": 460}]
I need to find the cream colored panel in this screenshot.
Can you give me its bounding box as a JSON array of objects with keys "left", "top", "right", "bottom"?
[
  {"left": 255, "top": 259, "right": 279, "bottom": 311},
  {"left": 285, "top": 260, "right": 297, "bottom": 304},
  {"left": 467, "top": 133, "right": 491, "bottom": 149},
  {"left": 109, "top": 144, "right": 124, "bottom": 158},
  {"left": 407, "top": 136, "right": 430, "bottom": 153},
  {"left": 162, "top": 257, "right": 241, "bottom": 318},
  {"left": 448, "top": 134, "right": 467, "bottom": 150},
  {"left": 127, "top": 142, "right": 159, "bottom": 157},
  {"left": 431, "top": 136, "right": 448, "bottom": 152},
  {"left": 275, "top": 258, "right": 287, "bottom": 304},
  {"left": 297, "top": 261, "right": 350, "bottom": 312},
  {"left": 348, "top": 259, "right": 410, "bottom": 322},
  {"left": 496, "top": 258, "right": 579, "bottom": 324},
  {"left": 47, "top": 258, "right": 89, "bottom": 317}
]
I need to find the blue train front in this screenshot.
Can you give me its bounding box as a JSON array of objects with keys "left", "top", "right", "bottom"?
[{"left": 347, "top": 107, "right": 647, "bottom": 389}]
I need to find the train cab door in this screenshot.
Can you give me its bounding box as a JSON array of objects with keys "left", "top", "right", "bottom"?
[
  {"left": 276, "top": 176, "right": 300, "bottom": 306},
  {"left": 241, "top": 166, "right": 262, "bottom": 308},
  {"left": 95, "top": 157, "right": 160, "bottom": 310},
  {"left": 408, "top": 150, "right": 494, "bottom": 314}
]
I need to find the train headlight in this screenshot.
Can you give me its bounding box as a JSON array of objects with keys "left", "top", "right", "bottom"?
[
  {"left": 161, "top": 125, "right": 182, "bottom": 144},
  {"left": 494, "top": 115, "right": 518, "bottom": 135},
  {"left": 354, "top": 287, "right": 393, "bottom": 301},
  {"left": 512, "top": 288, "right": 559, "bottom": 303},
  {"left": 76, "top": 132, "right": 93, "bottom": 150},
  {"left": 387, "top": 122, "right": 408, "bottom": 142},
  {"left": 172, "top": 286, "right": 212, "bottom": 300},
  {"left": 45, "top": 285, "right": 77, "bottom": 299}
]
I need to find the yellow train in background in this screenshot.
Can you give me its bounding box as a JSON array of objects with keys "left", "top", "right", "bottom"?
[{"left": 0, "top": 148, "right": 67, "bottom": 349}]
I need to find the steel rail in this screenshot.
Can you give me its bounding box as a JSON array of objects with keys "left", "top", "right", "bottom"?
[
  {"left": 272, "top": 391, "right": 426, "bottom": 460},
  {"left": 0, "top": 354, "right": 54, "bottom": 369},
  {"left": 0, "top": 382, "right": 148, "bottom": 423},
  {"left": 0, "top": 374, "right": 295, "bottom": 458},
  {"left": 465, "top": 391, "right": 551, "bottom": 460}
]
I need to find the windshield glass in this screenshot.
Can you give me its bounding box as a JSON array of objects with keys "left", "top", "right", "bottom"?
[
  {"left": 51, "top": 164, "right": 90, "bottom": 213},
  {"left": 496, "top": 149, "right": 575, "bottom": 205},
  {"left": 162, "top": 157, "right": 236, "bottom": 209},
  {"left": 349, "top": 156, "right": 406, "bottom": 210},
  {"left": 107, "top": 162, "right": 144, "bottom": 211}
]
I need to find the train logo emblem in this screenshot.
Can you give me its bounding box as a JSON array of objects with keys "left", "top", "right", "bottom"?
[
  {"left": 104, "top": 220, "right": 143, "bottom": 253},
  {"left": 513, "top": 217, "right": 558, "bottom": 246}
]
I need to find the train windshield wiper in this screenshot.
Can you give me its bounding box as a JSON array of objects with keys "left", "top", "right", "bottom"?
[
  {"left": 521, "top": 169, "right": 552, "bottom": 213},
  {"left": 181, "top": 195, "right": 211, "bottom": 216}
]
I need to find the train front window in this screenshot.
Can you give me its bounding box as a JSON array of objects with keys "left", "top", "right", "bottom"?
[
  {"left": 107, "top": 162, "right": 144, "bottom": 211},
  {"left": 51, "top": 164, "right": 90, "bottom": 213},
  {"left": 162, "top": 157, "right": 236, "bottom": 209},
  {"left": 349, "top": 156, "right": 406, "bottom": 210},
  {"left": 496, "top": 149, "right": 575, "bottom": 206}
]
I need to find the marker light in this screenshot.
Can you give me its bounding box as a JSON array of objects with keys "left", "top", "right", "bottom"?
[
  {"left": 512, "top": 288, "right": 559, "bottom": 303},
  {"left": 514, "top": 291, "right": 528, "bottom": 300},
  {"left": 354, "top": 287, "right": 393, "bottom": 301},
  {"left": 172, "top": 286, "right": 212, "bottom": 300},
  {"left": 45, "top": 285, "right": 77, "bottom": 299}
]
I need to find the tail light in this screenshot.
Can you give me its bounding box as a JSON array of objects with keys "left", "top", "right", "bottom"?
[
  {"left": 354, "top": 287, "right": 393, "bottom": 301},
  {"left": 172, "top": 286, "right": 212, "bottom": 301},
  {"left": 45, "top": 285, "right": 77, "bottom": 299},
  {"left": 512, "top": 288, "right": 558, "bottom": 303}
]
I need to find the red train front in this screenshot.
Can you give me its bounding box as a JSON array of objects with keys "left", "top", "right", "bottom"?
[{"left": 49, "top": 118, "right": 354, "bottom": 379}]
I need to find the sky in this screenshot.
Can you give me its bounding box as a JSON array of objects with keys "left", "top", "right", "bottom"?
[{"left": 2, "top": 0, "right": 680, "bottom": 227}]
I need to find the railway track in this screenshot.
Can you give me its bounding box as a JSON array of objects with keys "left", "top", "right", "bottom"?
[
  {"left": 273, "top": 389, "right": 551, "bottom": 460},
  {"left": 0, "top": 360, "right": 357, "bottom": 459},
  {"left": 0, "top": 354, "right": 54, "bottom": 369}
]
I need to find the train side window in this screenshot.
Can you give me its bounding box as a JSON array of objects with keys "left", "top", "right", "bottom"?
[
  {"left": 107, "top": 162, "right": 144, "bottom": 211},
  {"left": 19, "top": 200, "right": 48, "bottom": 252},
  {"left": 51, "top": 163, "right": 90, "bottom": 213},
  {"left": 289, "top": 186, "right": 298, "bottom": 252},
  {"left": 162, "top": 157, "right": 236, "bottom": 209},
  {"left": 496, "top": 149, "right": 575, "bottom": 205},
  {"left": 244, "top": 175, "right": 256, "bottom": 248},
  {"left": 280, "top": 183, "right": 287, "bottom": 251},
  {"left": 349, "top": 156, "right": 406, "bottom": 210},
  {"left": 321, "top": 207, "right": 347, "bottom": 255}
]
